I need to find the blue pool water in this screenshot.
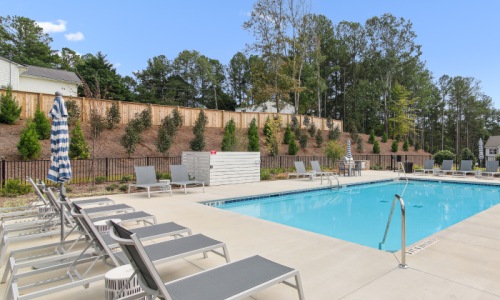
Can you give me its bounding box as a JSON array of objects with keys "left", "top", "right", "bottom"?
[{"left": 212, "top": 180, "right": 500, "bottom": 251}]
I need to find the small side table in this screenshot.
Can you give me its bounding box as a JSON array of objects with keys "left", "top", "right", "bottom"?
[
  {"left": 475, "top": 170, "right": 482, "bottom": 178},
  {"left": 159, "top": 179, "right": 172, "bottom": 195},
  {"left": 94, "top": 218, "right": 121, "bottom": 234},
  {"left": 105, "top": 264, "right": 146, "bottom": 300},
  {"left": 432, "top": 168, "right": 441, "bottom": 176}
]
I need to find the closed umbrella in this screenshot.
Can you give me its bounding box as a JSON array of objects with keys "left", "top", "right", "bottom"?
[
  {"left": 478, "top": 138, "right": 484, "bottom": 168},
  {"left": 47, "top": 91, "right": 72, "bottom": 241},
  {"left": 346, "top": 138, "right": 353, "bottom": 160}
]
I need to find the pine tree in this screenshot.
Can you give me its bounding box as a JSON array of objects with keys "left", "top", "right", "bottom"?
[
  {"left": 69, "top": 120, "right": 90, "bottom": 159},
  {"left": 315, "top": 129, "right": 323, "bottom": 147},
  {"left": 0, "top": 86, "right": 22, "bottom": 125},
  {"left": 368, "top": 129, "right": 375, "bottom": 144},
  {"left": 288, "top": 133, "right": 298, "bottom": 155},
  {"left": 308, "top": 122, "right": 316, "bottom": 137},
  {"left": 33, "top": 108, "right": 51, "bottom": 140},
  {"left": 263, "top": 116, "right": 271, "bottom": 137},
  {"left": 247, "top": 118, "right": 260, "bottom": 151},
  {"left": 403, "top": 139, "right": 409, "bottom": 151},
  {"left": 299, "top": 131, "right": 308, "bottom": 149},
  {"left": 391, "top": 140, "right": 398, "bottom": 152},
  {"left": 156, "top": 123, "right": 173, "bottom": 156},
  {"left": 373, "top": 140, "right": 380, "bottom": 154},
  {"left": 265, "top": 116, "right": 281, "bottom": 156},
  {"left": 17, "top": 119, "right": 41, "bottom": 160},
  {"left": 382, "top": 132, "right": 388, "bottom": 143},
  {"left": 139, "top": 105, "right": 152, "bottom": 129},
  {"left": 171, "top": 107, "right": 183, "bottom": 129},
  {"left": 190, "top": 110, "right": 208, "bottom": 151},
  {"left": 283, "top": 124, "right": 292, "bottom": 144},
  {"left": 221, "top": 118, "right": 237, "bottom": 151},
  {"left": 328, "top": 126, "right": 340, "bottom": 141}
]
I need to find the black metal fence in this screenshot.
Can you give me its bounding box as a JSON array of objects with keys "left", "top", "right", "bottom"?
[{"left": 0, "top": 154, "right": 431, "bottom": 188}]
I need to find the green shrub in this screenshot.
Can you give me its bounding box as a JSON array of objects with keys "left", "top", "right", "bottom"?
[
  {"left": 315, "top": 129, "right": 323, "bottom": 148},
  {"left": 391, "top": 140, "right": 398, "bottom": 152},
  {"left": 403, "top": 140, "right": 409, "bottom": 151},
  {"left": 33, "top": 108, "right": 51, "bottom": 140},
  {"left": 105, "top": 184, "right": 118, "bottom": 191},
  {"left": 308, "top": 122, "right": 316, "bottom": 137},
  {"left": 290, "top": 115, "right": 299, "bottom": 132},
  {"left": 221, "top": 118, "right": 237, "bottom": 151},
  {"left": 368, "top": 129, "right": 375, "bottom": 144},
  {"left": 190, "top": 110, "right": 208, "bottom": 151},
  {"left": 299, "top": 131, "right": 308, "bottom": 149},
  {"left": 157, "top": 172, "right": 171, "bottom": 180},
  {"left": 382, "top": 132, "right": 388, "bottom": 143},
  {"left": 288, "top": 133, "right": 298, "bottom": 155},
  {"left": 69, "top": 120, "right": 90, "bottom": 159},
  {"left": 94, "top": 176, "right": 107, "bottom": 184},
  {"left": 65, "top": 100, "right": 81, "bottom": 126},
  {"left": 106, "top": 102, "right": 121, "bottom": 129},
  {"left": 120, "top": 125, "right": 141, "bottom": 157},
  {"left": 89, "top": 108, "right": 106, "bottom": 138},
  {"left": 328, "top": 126, "right": 340, "bottom": 141},
  {"left": 0, "top": 86, "right": 22, "bottom": 125},
  {"left": 283, "top": 124, "right": 292, "bottom": 145},
  {"left": 0, "top": 179, "right": 32, "bottom": 197},
  {"left": 120, "top": 175, "right": 134, "bottom": 183},
  {"left": 247, "top": 118, "right": 260, "bottom": 151},
  {"left": 324, "top": 140, "right": 345, "bottom": 167},
  {"left": 139, "top": 105, "right": 152, "bottom": 129},
  {"left": 373, "top": 140, "right": 380, "bottom": 154},
  {"left": 461, "top": 147, "right": 476, "bottom": 165},
  {"left": 433, "top": 150, "right": 455, "bottom": 165},
  {"left": 370, "top": 164, "right": 383, "bottom": 170},
  {"left": 171, "top": 107, "right": 183, "bottom": 129},
  {"left": 17, "top": 119, "right": 42, "bottom": 160},
  {"left": 119, "top": 184, "right": 129, "bottom": 192},
  {"left": 260, "top": 169, "right": 271, "bottom": 180}
]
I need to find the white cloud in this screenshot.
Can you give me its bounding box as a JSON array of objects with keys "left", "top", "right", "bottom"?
[
  {"left": 36, "top": 20, "right": 67, "bottom": 33},
  {"left": 65, "top": 32, "right": 85, "bottom": 41}
]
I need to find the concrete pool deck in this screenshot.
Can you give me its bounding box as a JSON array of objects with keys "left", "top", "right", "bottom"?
[{"left": 2, "top": 170, "right": 500, "bottom": 299}]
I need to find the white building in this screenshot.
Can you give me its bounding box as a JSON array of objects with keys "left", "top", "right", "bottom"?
[
  {"left": 0, "top": 56, "right": 81, "bottom": 96},
  {"left": 235, "top": 100, "right": 295, "bottom": 114},
  {"left": 484, "top": 136, "right": 500, "bottom": 161}
]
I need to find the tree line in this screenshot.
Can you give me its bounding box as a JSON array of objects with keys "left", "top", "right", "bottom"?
[{"left": 1, "top": 3, "right": 499, "bottom": 160}]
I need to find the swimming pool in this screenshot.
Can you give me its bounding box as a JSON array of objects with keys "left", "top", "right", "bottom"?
[{"left": 209, "top": 180, "right": 500, "bottom": 251}]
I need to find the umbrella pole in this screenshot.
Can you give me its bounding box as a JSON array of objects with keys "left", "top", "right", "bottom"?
[{"left": 59, "top": 182, "right": 66, "bottom": 242}]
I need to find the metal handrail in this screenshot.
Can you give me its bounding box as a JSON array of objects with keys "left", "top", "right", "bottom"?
[
  {"left": 398, "top": 162, "right": 408, "bottom": 183},
  {"left": 327, "top": 174, "right": 340, "bottom": 189},
  {"left": 379, "top": 194, "right": 407, "bottom": 269}
]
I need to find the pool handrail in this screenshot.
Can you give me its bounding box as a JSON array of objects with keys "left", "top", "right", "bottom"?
[{"left": 379, "top": 194, "right": 407, "bottom": 269}]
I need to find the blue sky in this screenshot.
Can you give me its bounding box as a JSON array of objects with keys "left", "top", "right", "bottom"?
[{"left": 4, "top": 1, "right": 500, "bottom": 107}]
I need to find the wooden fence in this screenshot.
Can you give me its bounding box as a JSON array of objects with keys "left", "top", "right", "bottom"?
[
  {"left": 0, "top": 154, "right": 431, "bottom": 188},
  {"left": 1, "top": 89, "right": 343, "bottom": 131}
]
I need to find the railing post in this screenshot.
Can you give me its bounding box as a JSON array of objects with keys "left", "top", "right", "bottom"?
[
  {"left": 105, "top": 157, "right": 109, "bottom": 180},
  {"left": 1, "top": 159, "right": 5, "bottom": 188}
]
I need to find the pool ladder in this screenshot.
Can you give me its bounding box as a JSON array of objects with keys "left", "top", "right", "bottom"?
[
  {"left": 379, "top": 194, "right": 408, "bottom": 269},
  {"left": 325, "top": 174, "right": 340, "bottom": 189}
]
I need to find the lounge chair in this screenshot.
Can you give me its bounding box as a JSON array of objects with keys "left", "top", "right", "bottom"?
[
  {"left": 109, "top": 220, "right": 305, "bottom": 300},
  {"left": 129, "top": 166, "right": 172, "bottom": 198},
  {"left": 170, "top": 164, "right": 205, "bottom": 194},
  {"left": 288, "top": 161, "right": 315, "bottom": 180},
  {"left": 310, "top": 160, "right": 337, "bottom": 184},
  {"left": 5, "top": 204, "right": 227, "bottom": 300},
  {"left": 453, "top": 160, "right": 475, "bottom": 176},
  {"left": 414, "top": 159, "right": 435, "bottom": 175},
  {"left": 436, "top": 160, "right": 454, "bottom": 176},
  {"left": 482, "top": 161, "right": 500, "bottom": 178}
]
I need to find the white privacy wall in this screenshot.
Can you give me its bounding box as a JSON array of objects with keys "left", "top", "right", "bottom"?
[{"left": 182, "top": 152, "right": 261, "bottom": 186}]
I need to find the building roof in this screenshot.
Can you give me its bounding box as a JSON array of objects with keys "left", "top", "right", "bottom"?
[
  {"left": 485, "top": 136, "right": 500, "bottom": 148},
  {"left": 0, "top": 56, "right": 25, "bottom": 68},
  {"left": 21, "top": 65, "right": 81, "bottom": 84}
]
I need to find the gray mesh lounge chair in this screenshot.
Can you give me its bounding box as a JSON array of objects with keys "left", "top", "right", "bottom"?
[
  {"left": 170, "top": 165, "right": 205, "bottom": 194},
  {"left": 5, "top": 206, "right": 228, "bottom": 300},
  {"left": 414, "top": 159, "right": 435, "bottom": 175},
  {"left": 437, "top": 160, "right": 454, "bottom": 176},
  {"left": 288, "top": 161, "right": 315, "bottom": 180},
  {"left": 483, "top": 161, "right": 500, "bottom": 178},
  {"left": 129, "top": 166, "right": 172, "bottom": 198},
  {"left": 310, "top": 161, "right": 337, "bottom": 184},
  {"left": 109, "top": 221, "right": 305, "bottom": 300},
  {"left": 453, "top": 160, "right": 475, "bottom": 176}
]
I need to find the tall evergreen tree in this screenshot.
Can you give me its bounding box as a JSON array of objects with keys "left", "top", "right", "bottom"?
[{"left": 247, "top": 118, "right": 260, "bottom": 152}]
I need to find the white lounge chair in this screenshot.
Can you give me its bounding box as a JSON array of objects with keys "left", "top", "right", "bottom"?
[
  {"left": 453, "top": 160, "right": 475, "bottom": 176},
  {"left": 414, "top": 159, "right": 435, "bottom": 175},
  {"left": 170, "top": 165, "right": 205, "bottom": 194},
  {"left": 288, "top": 161, "right": 315, "bottom": 180},
  {"left": 483, "top": 161, "right": 500, "bottom": 178},
  {"left": 310, "top": 160, "right": 337, "bottom": 184},
  {"left": 129, "top": 166, "right": 172, "bottom": 198},
  {"left": 109, "top": 221, "right": 305, "bottom": 300}
]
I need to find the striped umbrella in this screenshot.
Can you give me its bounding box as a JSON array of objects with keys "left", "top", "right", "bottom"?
[
  {"left": 47, "top": 93, "right": 72, "bottom": 183},
  {"left": 478, "top": 138, "right": 484, "bottom": 167},
  {"left": 346, "top": 138, "right": 353, "bottom": 160}
]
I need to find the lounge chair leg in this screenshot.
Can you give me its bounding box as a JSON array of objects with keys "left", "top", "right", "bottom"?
[
  {"left": 184, "top": 185, "right": 187, "bottom": 194},
  {"left": 147, "top": 188, "right": 150, "bottom": 199},
  {"left": 202, "top": 183, "right": 205, "bottom": 193}
]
